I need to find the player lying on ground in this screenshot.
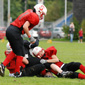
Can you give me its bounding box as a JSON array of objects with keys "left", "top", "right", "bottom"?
[
  {"left": 0, "top": 40, "right": 72, "bottom": 77},
  {"left": 23, "top": 40, "right": 73, "bottom": 78},
  {"left": 32, "top": 46, "right": 85, "bottom": 79}
]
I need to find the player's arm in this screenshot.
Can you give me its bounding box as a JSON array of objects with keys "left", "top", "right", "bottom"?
[
  {"left": 45, "top": 47, "right": 59, "bottom": 63},
  {"left": 23, "top": 21, "right": 31, "bottom": 38},
  {"left": 23, "top": 21, "right": 35, "bottom": 43},
  {"left": 47, "top": 55, "right": 59, "bottom": 63}
]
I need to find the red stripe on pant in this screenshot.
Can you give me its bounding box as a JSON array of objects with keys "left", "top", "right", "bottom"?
[
  {"left": 78, "top": 73, "right": 85, "bottom": 79},
  {"left": 3, "top": 51, "right": 16, "bottom": 66},
  {"left": 15, "top": 56, "right": 25, "bottom": 73}
]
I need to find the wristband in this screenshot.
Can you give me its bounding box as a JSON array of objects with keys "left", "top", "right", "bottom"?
[{"left": 28, "top": 35, "right": 31, "bottom": 38}]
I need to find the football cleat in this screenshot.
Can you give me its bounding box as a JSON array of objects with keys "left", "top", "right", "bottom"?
[
  {"left": 60, "top": 71, "right": 73, "bottom": 78},
  {"left": 0, "top": 63, "right": 5, "bottom": 77},
  {"left": 14, "top": 72, "right": 22, "bottom": 78},
  {"left": 14, "top": 72, "right": 20, "bottom": 78},
  {"left": 57, "top": 71, "right": 73, "bottom": 78}
]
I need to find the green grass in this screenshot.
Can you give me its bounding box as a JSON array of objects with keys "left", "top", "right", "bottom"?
[{"left": 0, "top": 40, "right": 85, "bottom": 85}]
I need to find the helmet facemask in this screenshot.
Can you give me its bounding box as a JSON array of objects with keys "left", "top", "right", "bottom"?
[
  {"left": 32, "top": 47, "right": 45, "bottom": 58},
  {"left": 36, "top": 49, "right": 45, "bottom": 58}
]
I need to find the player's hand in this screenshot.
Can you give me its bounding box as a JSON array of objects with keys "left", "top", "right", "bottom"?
[
  {"left": 29, "top": 36, "right": 36, "bottom": 44},
  {"left": 40, "top": 59, "right": 47, "bottom": 64}
]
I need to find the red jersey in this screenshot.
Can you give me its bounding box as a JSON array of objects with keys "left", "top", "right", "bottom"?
[
  {"left": 42, "top": 46, "right": 64, "bottom": 75},
  {"left": 79, "top": 30, "right": 83, "bottom": 37},
  {"left": 11, "top": 9, "right": 39, "bottom": 34},
  {"left": 44, "top": 46, "right": 57, "bottom": 59}
]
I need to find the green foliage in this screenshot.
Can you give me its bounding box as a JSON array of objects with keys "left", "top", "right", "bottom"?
[
  {"left": 45, "top": 0, "right": 72, "bottom": 21},
  {"left": 81, "top": 19, "right": 85, "bottom": 40},
  {"left": 61, "top": 17, "right": 81, "bottom": 41},
  {"left": 4, "top": 0, "right": 72, "bottom": 22},
  {"left": 67, "top": 1, "right": 73, "bottom": 12},
  {"left": 4, "top": 0, "right": 8, "bottom": 21},
  {"left": 11, "top": 0, "right": 24, "bottom": 21},
  {"left": 45, "top": 0, "right": 65, "bottom": 21},
  {"left": 4, "top": 0, "right": 24, "bottom": 21},
  {"left": 73, "top": 17, "right": 81, "bottom": 40},
  {"left": 27, "top": 0, "right": 36, "bottom": 9},
  {"left": 63, "top": 25, "right": 69, "bottom": 39}
]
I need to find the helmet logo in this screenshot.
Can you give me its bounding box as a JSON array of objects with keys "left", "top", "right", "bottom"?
[
  {"left": 34, "top": 4, "right": 47, "bottom": 20},
  {"left": 39, "top": 5, "right": 45, "bottom": 11},
  {"left": 36, "top": 48, "right": 38, "bottom": 51}
]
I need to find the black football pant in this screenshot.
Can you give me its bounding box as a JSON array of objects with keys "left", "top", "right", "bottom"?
[
  {"left": 21, "top": 64, "right": 45, "bottom": 76},
  {"left": 6, "top": 25, "right": 25, "bottom": 56},
  {"left": 26, "top": 55, "right": 52, "bottom": 69},
  {"left": 62, "top": 62, "right": 81, "bottom": 78}
]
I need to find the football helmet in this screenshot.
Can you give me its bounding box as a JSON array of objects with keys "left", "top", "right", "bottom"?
[
  {"left": 34, "top": 4, "right": 47, "bottom": 20},
  {"left": 32, "top": 46, "right": 45, "bottom": 58},
  {"left": 6, "top": 42, "right": 12, "bottom": 52}
]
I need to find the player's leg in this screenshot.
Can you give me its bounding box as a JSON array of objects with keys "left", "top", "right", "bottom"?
[
  {"left": 78, "top": 73, "right": 85, "bottom": 79},
  {"left": 50, "top": 64, "right": 73, "bottom": 77},
  {"left": 0, "top": 51, "right": 16, "bottom": 76},
  {"left": 79, "top": 64, "right": 85, "bottom": 74},
  {"left": 0, "top": 25, "right": 28, "bottom": 77},
  {"left": 69, "top": 72, "right": 85, "bottom": 79},
  {"left": 50, "top": 64, "right": 62, "bottom": 73},
  {"left": 27, "top": 56, "right": 41, "bottom": 67},
  {"left": 22, "top": 64, "right": 45, "bottom": 76},
  {"left": 14, "top": 56, "right": 26, "bottom": 77},
  {"left": 43, "top": 63, "right": 73, "bottom": 77},
  {"left": 62, "top": 62, "right": 85, "bottom": 74},
  {"left": 3, "top": 51, "right": 16, "bottom": 66}
]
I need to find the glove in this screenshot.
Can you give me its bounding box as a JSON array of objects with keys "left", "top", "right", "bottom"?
[
  {"left": 29, "top": 36, "right": 36, "bottom": 43},
  {"left": 29, "top": 39, "right": 39, "bottom": 49},
  {"left": 40, "top": 59, "right": 47, "bottom": 64}
]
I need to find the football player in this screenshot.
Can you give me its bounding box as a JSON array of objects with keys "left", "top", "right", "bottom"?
[
  {"left": 32, "top": 46, "right": 85, "bottom": 79},
  {"left": 0, "top": 4, "right": 47, "bottom": 76},
  {"left": 23, "top": 40, "right": 73, "bottom": 78}
]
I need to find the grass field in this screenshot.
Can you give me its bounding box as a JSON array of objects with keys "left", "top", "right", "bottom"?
[{"left": 0, "top": 39, "right": 85, "bottom": 85}]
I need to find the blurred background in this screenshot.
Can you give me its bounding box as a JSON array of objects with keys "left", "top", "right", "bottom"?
[{"left": 0, "top": 0, "right": 85, "bottom": 41}]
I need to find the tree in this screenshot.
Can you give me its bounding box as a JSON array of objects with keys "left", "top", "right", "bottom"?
[
  {"left": 4, "top": 0, "right": 72, "bottom": 22},
  {"left": 45, "top": 0, "right": 64, "bottom": 22},
  {"left": 73, "top": 17, "right": 81, "bottom": 40},
  {"left": 81, "top": 19, "right": 85, "bottom": 40},
  {"left": 4, "top": 0, "right": 23, "bottom": 21},
  {"left": 63, "top": 25, "right": 69, "bottom": 39}
]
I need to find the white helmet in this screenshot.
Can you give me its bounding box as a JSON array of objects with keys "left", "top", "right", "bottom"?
[
  {"left": 34, "top": 4, "right": 47, "bottom": 20},
  {"left": 6, "top": 42, "right": 12, "bottom": 52},
  {"left": 32, "top": 46, "right": 45, "bottom": 58}
]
